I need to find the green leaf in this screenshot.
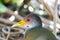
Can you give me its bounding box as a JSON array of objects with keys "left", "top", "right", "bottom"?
[
  {"left": 0, "top": 3, "right": 7, "bottom": 13},
  {"left": 12, "top": 0, "right": 18, "bottom": 4}
]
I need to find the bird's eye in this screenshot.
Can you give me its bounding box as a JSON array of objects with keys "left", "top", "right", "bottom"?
[{"left": 25, "top": 18, "right": 31, "bottom": 22}]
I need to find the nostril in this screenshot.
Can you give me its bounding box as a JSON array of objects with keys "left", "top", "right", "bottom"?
[{"left": 27, "top": 26, "right": 29, "bottom": 27}]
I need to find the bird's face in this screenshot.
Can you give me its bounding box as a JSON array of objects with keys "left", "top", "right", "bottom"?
[
  {"left": 16, "top": 17, "right": 38, "bottom": 29},
  {"left": 24, "top": 17, "right": 38, "bottom": 29},
  {"left": 23, "top": 14, "right": 42, "bottom": 29},
  {"left": 13, "top": 14, "right": 42, "bottom": 30}
]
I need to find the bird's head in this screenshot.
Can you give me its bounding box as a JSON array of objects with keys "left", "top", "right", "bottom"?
[{"left": 12, "top": 14, "right": 42, "bottom": 30}]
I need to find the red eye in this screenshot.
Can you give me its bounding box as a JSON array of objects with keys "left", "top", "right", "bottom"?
[{"left": 26, "top": 18, "right": 31, "bottom": 22}]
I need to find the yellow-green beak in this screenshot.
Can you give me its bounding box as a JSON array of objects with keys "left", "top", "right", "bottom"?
[{"left": 12, "top": 20, "right": 26, "bottom": 28}]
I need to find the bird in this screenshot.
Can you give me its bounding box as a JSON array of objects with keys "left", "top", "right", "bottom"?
[
  {"left": 25, "top": 27, "right": 57, "bottom": 40},
  {"left": 24, "top": 14, "right": 57, "bottom": 40},
  {"left": 12, "top": 14, "right": 57, "bottom": 40},
  {"left": 12, "top": 13, "right": 42, "bottom": 29}
]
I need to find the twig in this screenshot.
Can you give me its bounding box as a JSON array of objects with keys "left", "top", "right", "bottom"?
[
  {"left": 6, "top": 8, "right": 24, "bottom": 20},
  {"left": 53, "top": 0, "right": 58, "bottom": 36},
  {"left": 6, "top": 33, "right": 10, "bottom": 40},
  {"left": 40, "top": 17, "right": 50, "bottom": 25},
  {"left": 0, "top": 18, "right": 15, "bottom": 25},
  {"left": 37, "top": 0, "right": 54, "bottom": 19},
  {"left": 38, "top": 0, "right": 60, "bottom": 24}
]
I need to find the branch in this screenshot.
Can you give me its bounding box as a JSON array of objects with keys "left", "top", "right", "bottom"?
[
  {"left": 37, "top": 0, "right": 53, "bottom": 20},
  {"left": 0, "top": 18, "right": 16, "bottom": 25},
  {"left": 6, "top": 8, "right": 24, "bottom": 20}
]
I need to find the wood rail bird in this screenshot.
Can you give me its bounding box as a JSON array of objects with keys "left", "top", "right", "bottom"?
[{"left": 12, "top": 14, "right": 57, "bottom": 40}]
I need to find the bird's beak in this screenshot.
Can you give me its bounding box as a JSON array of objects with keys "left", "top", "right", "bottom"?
[
  {"left": 16, "top": 20, "right": 26, "bottom": 26},
  {"left": 12, "top": 20, "right": 27, "bottom": 29}
]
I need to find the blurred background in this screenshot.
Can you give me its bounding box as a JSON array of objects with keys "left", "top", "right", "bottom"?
[{"left": 0, "top": 0, "right": 60, "bottom": 40}]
